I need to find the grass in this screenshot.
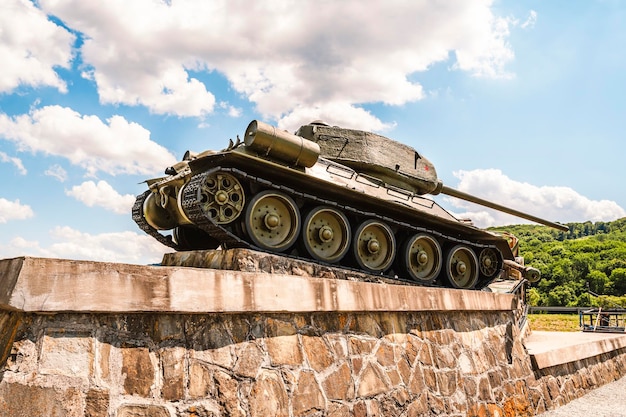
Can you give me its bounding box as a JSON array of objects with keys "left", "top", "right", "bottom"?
[{"left": 527, "top": 313, "right": 581, "bottom": 332}]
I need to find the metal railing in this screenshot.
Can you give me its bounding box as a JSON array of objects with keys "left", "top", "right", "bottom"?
[{"left": 528, "top": 306, "right": 590, "bottom": 314}]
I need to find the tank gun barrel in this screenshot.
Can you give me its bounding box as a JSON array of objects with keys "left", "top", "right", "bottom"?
[{"left": 440, "top": 185, "right": 569, "bottom": 232}]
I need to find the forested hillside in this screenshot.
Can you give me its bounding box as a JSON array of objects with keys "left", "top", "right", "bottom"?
[{"left": 491, "top": 218, "right": 626, "bottom": 307}]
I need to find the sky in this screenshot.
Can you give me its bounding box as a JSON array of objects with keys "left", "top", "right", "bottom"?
[{"left": 1, "top": 0, "right": 625, "bottom": 265}]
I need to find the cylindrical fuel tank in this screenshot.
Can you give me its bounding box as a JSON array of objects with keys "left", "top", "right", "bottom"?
[{"left": 245, "top": 120, "right": 320, "bottom": 168}]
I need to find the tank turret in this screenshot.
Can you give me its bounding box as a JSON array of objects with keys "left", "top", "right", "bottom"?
[
  {"left": 133, "top": 119, "right": 566, "bottom": 290},
  {"left": 295, "top": 122, "right": 443, "bottom": 195},
  {"left": 295, "top": 121, "right": 567, "bottom": 232}
]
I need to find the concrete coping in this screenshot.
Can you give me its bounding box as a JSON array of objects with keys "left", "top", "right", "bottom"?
[
  {"left": 0, "top": 256, "right": 516, "bottom": 314},
  {"left": 524, "top": 330, "right": 626, "bottom": 369}
]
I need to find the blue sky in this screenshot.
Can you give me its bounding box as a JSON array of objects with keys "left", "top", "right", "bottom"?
[{"left": 1, "top": 0, "right": 625, "bottom": 265}]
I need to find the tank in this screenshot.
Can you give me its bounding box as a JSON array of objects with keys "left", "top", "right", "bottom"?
[{"left": 133, "top": 120, "right": 568, "bottom": 290}]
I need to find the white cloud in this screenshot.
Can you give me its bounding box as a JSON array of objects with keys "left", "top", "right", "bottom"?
[
  {"left": 0, "top": 198, "right": 34, "bottom": 223},
  {"left": 0, "top": 0, "right": 74, "bottom": 93},
  {"left": 0, "top": 151, "right": 27, "bottom": 174},
  {"left": 36, "top": 0, "right": 518, "bottom": 131},
  {"left": 219, "top": 102, "right": 242, "bottom": 118},
  {"left": 0, "top": 236, "right": 41, "bottom": 261},
  {"left": 83, "top": 65, "right": 216, "bottom": 118},
  {"left": 66, "top": 180, "right": 136, "bottom": 214},
  {"left": 521, "top": 10, "right": 538, "bottom": 29},
  {"left": 0, "top": 105, "right": 177, "bottom": 176},
  {"left": 278, "top": 102, "right": 396, "bottom": 132},
  {"left": 0, "top": 227, "right": 169, "bottom": 265},
  {"left": 45, "top": 164, "right": 68, "bottom": 182},
  {"left": 444, "top": 169, "right": 626, "bottom": 228},
  {"left": 45, "top": 226, "right": 167, "bottom": 264}
]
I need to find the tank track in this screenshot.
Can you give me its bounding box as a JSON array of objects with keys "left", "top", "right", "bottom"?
[
  {"left": 132, "top": 190, "right": 181, "bottom": 250},
  {"left": 166, "top": 166, "right": 503, "bottom": 289}
]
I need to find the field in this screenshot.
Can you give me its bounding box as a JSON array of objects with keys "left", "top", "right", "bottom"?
[{"left": 527, "top": 313, "right": 581, "bottom": 332}]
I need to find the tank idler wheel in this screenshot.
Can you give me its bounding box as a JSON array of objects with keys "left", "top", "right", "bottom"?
[
  {"left": 445, "top": 245, "right": 479, "bottom": 289},
  {"left": 198, "top": 172, "right": 245, "bottom": 224},
  {"left": 302, "top": 206, "right": 351, "bottom": 263},
  {"left": 353, "top": 220, "right": 396, "bottom": 273},
  {"left": 402, "top": 233, "right": 442, "bottom": 283},
  {"left": 479, "top": 248, "right": 500, "bottom": 278},
  {"left": 244, "top": 190, "right": 301, "bottom": 252},
  {"left": 142, "top": 191, "right": 177, "bottom": 230}
]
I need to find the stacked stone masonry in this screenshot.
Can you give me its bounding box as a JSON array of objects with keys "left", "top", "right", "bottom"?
[
  {"left": 1, "top": 309, "right": 625, "bottom": 417},
  {"left": 2, "top": 254, "right": 626, "bottom": 416}
]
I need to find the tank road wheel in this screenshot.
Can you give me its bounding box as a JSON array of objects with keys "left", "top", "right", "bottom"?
[
  {"left": 244, "top": 190, "right": 301, "bottom": 252},
  {"left": 445, "top": 245, "right": 479, "bottom": 289},
  {"left": 479, "top": 248, "right": 500, "bottom": 278},
  {"left": 197, "top": 172, "right": 245, "bottom": 224},
  {"left": 401, "top": 233, "right": 442, "bottom": 284},
  {"left": 353, "top": 220, "right": 396, "bottom": 273},
  {"left": 302, "top": 206, "right": 351, "bottom": 263}
]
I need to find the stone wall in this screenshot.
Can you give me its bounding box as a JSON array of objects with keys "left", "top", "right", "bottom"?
[
  {"left": 2, "top": 255, "right": 626, "bottom": 416},
  {"left": 531, "top": 347, "right": 626, "bottom": 411},
  {"left": 1, "top": 310, "right": 528, "bottom": 417},
  {"left": 4, "top": 310, "right": 626, "bottom": 417}
]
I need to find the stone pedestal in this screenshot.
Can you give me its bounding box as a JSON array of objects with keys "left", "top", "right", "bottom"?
[{"left": 1, "top": 252, "right": 626, "bottom": 416}]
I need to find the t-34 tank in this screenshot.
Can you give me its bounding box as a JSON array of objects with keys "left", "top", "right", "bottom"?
[{"left": 133, "top": 120, "right": 568, "bottom": 290}]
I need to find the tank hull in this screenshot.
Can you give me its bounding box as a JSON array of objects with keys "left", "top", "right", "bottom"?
[{"left": 133, "top": 143, "right": 531, "bottom": 290}]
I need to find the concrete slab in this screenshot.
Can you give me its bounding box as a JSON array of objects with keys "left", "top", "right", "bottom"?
[
  {"left": 0, "top": 256, "right": 516, "bottom": 314},
  {"left": 524, "top": 330, "right": 626, "bottom": 369},
  {"left": 161, "top": 248, "right": 419, "bottom": 284}
]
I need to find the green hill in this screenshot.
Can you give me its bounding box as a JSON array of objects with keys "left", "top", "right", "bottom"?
[{"left": 490, "top": 218, "right": 626, "bottom": 307}]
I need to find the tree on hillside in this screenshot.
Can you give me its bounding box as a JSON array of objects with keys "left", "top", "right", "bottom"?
[
  {"left": 587, "top": 270, "right": 610, "bottom": 295},
  {"left": 490, "top": 218, "right": 626, "bottom": 306},
  {"left": 609, "top": 268, "right": 626, "bottom": 296}
]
